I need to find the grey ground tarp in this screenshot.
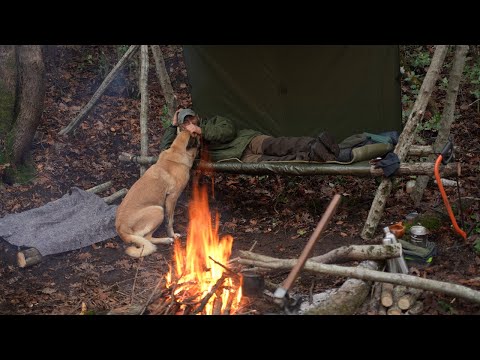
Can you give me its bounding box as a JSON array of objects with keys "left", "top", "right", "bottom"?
[
  {"left": 0, "top": 187, "right": 118, "bottom": 256},
  {"left": 183, "top": 45, "right": 402, "bottom": 142}
]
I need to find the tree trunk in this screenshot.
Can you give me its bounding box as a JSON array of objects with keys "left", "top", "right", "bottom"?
[
  {"left": 11, "top": 45, "right": 45, "bottom": 165},
  {"left": 411, "top": 45, "right": 469, "bottom": 205},
  {"left": 0, "top": 45, "right": 17, "bottom": 159}
]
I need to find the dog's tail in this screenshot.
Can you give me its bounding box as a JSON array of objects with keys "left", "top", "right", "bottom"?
[{"left": 119, "top": 232, "right": 157, "bottom": 258}]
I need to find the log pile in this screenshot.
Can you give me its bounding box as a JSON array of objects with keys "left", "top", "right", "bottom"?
[{"left": 368, "top": 282, "right": 424, "bottom": 315}]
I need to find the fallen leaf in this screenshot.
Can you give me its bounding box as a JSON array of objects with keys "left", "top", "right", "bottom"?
[
  {"left": 104, "top": 242, "right": 119, "bottom": 249},
  {"left": 78, "top": 253, "right": 92, "bottom": 260},
  {"left": 297, "top": 228, "right": 307, "bottom": 236}
]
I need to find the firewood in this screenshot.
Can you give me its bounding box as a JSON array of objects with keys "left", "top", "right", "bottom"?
[
  {"left": 398, "top": 288, "right": 424, "bottom": 310},
  {"left": 301, "top": 261, "right": 378, "bottom": 315},
  {"left": 377, "top": 305, "right": 387, "bottom": 315},
  {"left": 192, "top": 275, "right": 226, "bottom": 315},
  {"left": 223, "top": 291, "right": 236, "bottom": 315},
  {"left": 213, "top": 296, "right": 223, "bottom": 315},
  {"left": 393, "top": 285, "right": 408, "bottom": 303},
  {"left": 17, "top": 247, "right": 43, "bottom": 268},
  {"left": 107, "top": 304, "right": 144, "bottom": 315},
  {"left": 381, "top": 283, "right": 394, "bottom": 307},
  {"left": 238, "top": 250, "right": 480, "bottom": 305},
  {"left": 406, "top": 301, "right": 424, "bottom": 315},
  {"left": 387, "top": 304, "right": 402, "bottom": 315},
  {"left": 367, "top": 282, "right": 383, "bottom": 315}
]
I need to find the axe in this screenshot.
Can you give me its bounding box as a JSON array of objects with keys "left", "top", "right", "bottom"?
[{"left": 273, "top": 194, "right": 342, "bottom": 306}]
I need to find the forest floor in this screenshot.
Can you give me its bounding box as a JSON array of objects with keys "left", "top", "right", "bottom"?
[{"left": 0, "top": 45, "right": 479, "bottom": 315}]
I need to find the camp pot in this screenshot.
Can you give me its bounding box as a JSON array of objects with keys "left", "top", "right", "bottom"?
[
  {"left": 410, "top": 225, "right": 428, "bottom": 247},
  {"left": 241, "top": 272, "right": 265, "bottom": 298}
]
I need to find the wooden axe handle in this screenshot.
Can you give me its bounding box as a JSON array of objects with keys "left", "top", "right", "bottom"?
[{"left": 280, "top": 194, "right": 342, "bottom": 293}]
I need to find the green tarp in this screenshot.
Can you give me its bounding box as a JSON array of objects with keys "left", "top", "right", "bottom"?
[{"left": 183, "top": 45, "right": 402, "bottom": 142}]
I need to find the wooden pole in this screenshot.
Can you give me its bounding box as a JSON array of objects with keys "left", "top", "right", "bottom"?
[
  {"left": 86, "top": 181, "right": 113, "bottom": 194},
  {"left": 59, "top": 45, "right": 140, "bottom": 136},
  {"left": 103, "top": 188, "right": 128, "bottom": 204},
  {"left": 411, "top": 45, "right": 469, "bottom": 205},
  {"left": 150, "top": 45, "right": 177, "bottom": 119},
  {"left": 139, "top": 45, "right": 149, "bottom": 176},
  {"left": 361, "top": 45, "right": 449, "bottom": 240}
]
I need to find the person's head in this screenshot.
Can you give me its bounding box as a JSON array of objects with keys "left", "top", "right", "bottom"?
[{"left": 177, "top": 108, "right": 199, "bottom": 127}]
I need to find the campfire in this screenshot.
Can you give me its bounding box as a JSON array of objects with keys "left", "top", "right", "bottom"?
[{"left": 159, "top": 179, "right": 243, "bottom": 315}]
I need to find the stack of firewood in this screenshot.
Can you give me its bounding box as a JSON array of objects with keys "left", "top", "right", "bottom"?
[
  {"left": 381, "top": 284, "right": 424, "bottom": 315},
  {"left": 369, "top": 282, "right": 424, "bottom": 315}
]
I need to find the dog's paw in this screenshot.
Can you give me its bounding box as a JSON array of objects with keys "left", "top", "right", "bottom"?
[{"left": 154, "top": 237, "right": 174, "bottom": 245}]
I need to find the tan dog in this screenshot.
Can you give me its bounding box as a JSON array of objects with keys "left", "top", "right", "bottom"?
[{"left": 115, "top": 130, "right": 199, "bottom": 258}]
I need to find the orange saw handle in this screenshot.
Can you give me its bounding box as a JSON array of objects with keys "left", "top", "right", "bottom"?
[{"left": 434, "top": 148, "right": 467, "bottom": 241}]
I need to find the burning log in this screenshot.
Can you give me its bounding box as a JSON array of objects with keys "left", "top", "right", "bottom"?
[
  {"left": 192, "top": 275, "right": 227, "bottom": 315},
  {"left": 212, "top": 296, "right": 223, "bottom": 315}
]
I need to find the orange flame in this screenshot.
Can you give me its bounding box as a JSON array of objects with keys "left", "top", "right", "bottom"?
[{"left": 166, "top": 178, "right": 242, "bottom": 315}]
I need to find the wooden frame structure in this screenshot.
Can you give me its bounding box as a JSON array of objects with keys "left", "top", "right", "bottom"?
[{"left": 58, "top": 45, "right": 468, "bottom": 240}]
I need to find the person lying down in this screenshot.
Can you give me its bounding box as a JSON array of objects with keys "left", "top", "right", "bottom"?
[{"left": 159, "top": 108, "right": 396, "bottom": 164}]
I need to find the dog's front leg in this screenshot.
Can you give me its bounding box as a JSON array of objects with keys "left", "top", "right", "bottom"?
[{"left": 164, "top": 193, "right": 181, "bottom": 239}]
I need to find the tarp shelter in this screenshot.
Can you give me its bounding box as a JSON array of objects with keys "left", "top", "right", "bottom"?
[{"left": 183, "top": 45, "right": 402, "bottom": 142}]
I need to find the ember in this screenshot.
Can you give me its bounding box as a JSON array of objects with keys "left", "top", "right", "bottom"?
[{"left": 164, "top": 178, "right": 243, "bottom": 315}]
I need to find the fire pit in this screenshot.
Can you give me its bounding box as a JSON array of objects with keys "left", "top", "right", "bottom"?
[{"left": 149, "top": 180, "right": 244, "bottom": 315}]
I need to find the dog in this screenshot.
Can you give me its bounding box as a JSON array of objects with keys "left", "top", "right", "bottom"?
[{"left": 115, "top": 129, "right": 199, "bottom": 258}]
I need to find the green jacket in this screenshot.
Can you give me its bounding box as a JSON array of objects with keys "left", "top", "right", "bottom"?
[{"left": 159, "top": 115, "right": 262, "bottom": 162}]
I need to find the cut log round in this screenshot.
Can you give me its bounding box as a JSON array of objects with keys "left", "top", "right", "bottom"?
[
  {"left": 387, "top": 304, "right": 402, "bottom": 315},
  {"left": 381, "top": 283, "right": 394, "bottom": 307},
  {"left": 17, "top": 247, "right": 43, "bottom": 268},
  {"left": 398, "top": 288, "right": 423, "bottom": 310},
  {"left": 406, "top": 301, "right": 424, "bottom": 315}
]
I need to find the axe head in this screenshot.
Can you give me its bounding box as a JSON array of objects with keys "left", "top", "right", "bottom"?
[{"left": 273, "top": 288, "right": 301, "bottom": 314}]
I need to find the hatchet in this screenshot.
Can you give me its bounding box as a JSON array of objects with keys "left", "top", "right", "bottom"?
[{"left": 273, "top": 194, "right": 342, "bottom": 304}]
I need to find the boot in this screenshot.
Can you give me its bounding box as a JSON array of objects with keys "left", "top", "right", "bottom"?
[
  {"left": 317, "top": 132, "right": 340, "bottom": 158},
  {"left": 309, "top": 141, "right": 336, "bottom": 162}
]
